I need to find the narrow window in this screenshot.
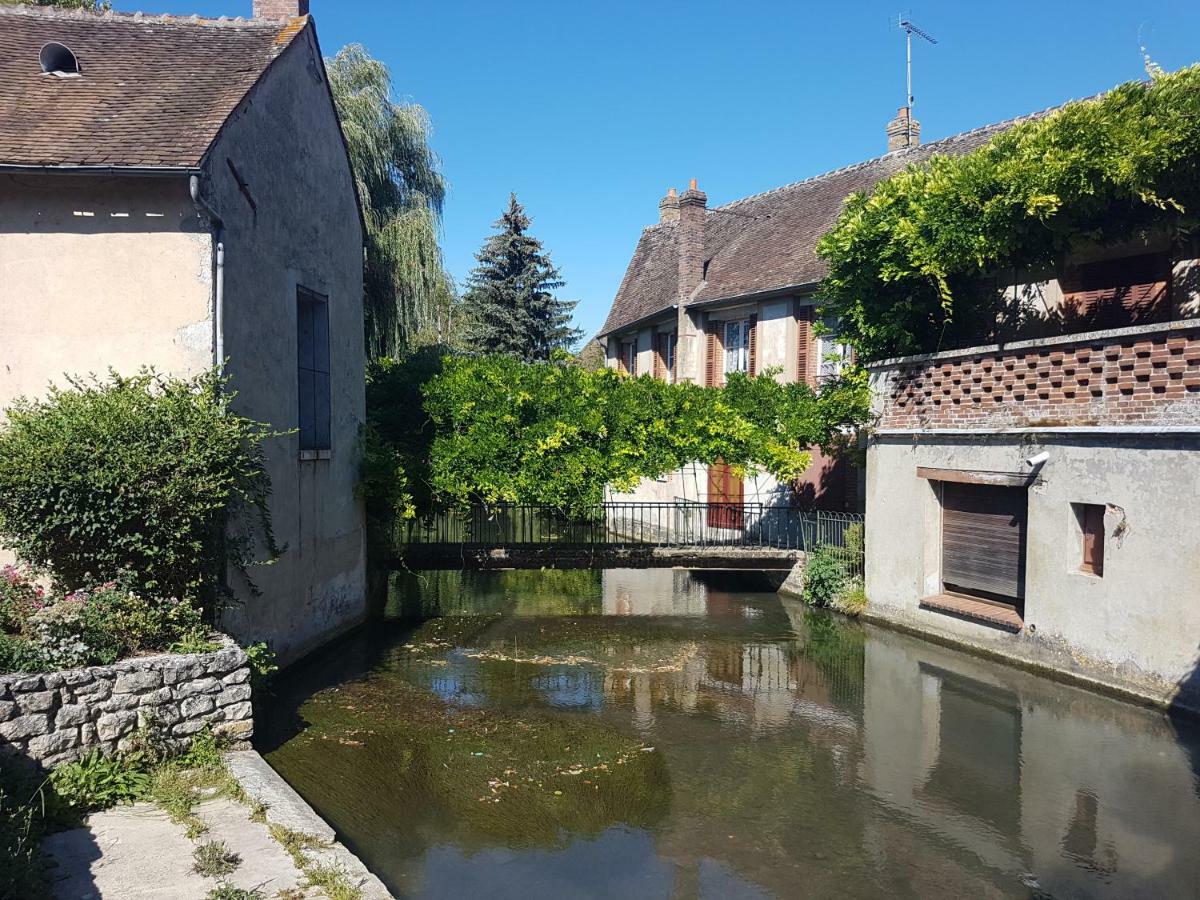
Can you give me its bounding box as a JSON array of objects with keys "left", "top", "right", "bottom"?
[
  {"left": 1075, "top": 503, "right": 1105, "bottom": 576},
  {"left": 657, "top": 331, "right": 677, "bottom": 383},
  {"left": 724, "top": 319, "right": 748, "bottom": 374},
  {"left": 297, "top": 287, "right": 331, "bottom": 454},
  {"left": 620, "top": 341, "right": 637, "bottom": 375},
  {"left": 817, "top": 315, "right": 853, "bottom": 384}
]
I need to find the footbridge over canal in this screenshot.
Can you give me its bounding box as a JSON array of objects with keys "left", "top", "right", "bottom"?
[{"left": 389, "top": 502, "right": 863, "bottom": 573}]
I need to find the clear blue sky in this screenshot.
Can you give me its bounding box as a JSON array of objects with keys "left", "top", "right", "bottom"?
[{"left": 119, "top": 0, "right": 1200, "bottom": 341}]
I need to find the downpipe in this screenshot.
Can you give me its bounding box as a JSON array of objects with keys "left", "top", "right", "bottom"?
[{"left": 189, "top": 174, "right": 225, "bottom": 374}]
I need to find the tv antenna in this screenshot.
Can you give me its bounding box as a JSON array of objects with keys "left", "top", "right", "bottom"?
[{"left": 897, "top": 17, "right": 937, "bottom": 148}]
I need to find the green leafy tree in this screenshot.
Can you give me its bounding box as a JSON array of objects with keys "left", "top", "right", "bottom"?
[
  {"left": 326, "top": 44, "right": 455, "bottom": 357},
  {"left": 462, "top": 195, "right": 582, "bottom": 360},
  {"left": 817, "top": 64, "right": 1200, "bottom": 360}
]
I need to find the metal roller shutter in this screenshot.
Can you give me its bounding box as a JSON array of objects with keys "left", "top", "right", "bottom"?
[{"left": 942, "top": 482, "right": 1027, "bottom": 604}]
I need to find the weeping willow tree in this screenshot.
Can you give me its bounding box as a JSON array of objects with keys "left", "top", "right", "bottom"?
[{"left": 327, "top": 45, "right": 456, "bottom": 358}]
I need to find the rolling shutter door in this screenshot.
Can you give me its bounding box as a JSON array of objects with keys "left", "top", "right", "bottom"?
[{"left": 942, "top": 483, "right": 1026, "bottom": 603}]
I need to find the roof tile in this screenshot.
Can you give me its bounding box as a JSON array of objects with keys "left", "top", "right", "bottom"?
[{"left": 0, "top": 5, "right": 307, "bottom": 168}]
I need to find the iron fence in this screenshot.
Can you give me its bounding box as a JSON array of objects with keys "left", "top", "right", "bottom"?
[{"left": 395, "top": 502, "right": 864, "bottom": 566}]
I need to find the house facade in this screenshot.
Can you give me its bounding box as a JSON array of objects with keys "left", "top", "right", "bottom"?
[
  {"left": 598, "top": 110, "right": 1010, "bottom": 514},
  {"left": 865, "top": 240, "right": 1200, "bottom": 709},
  {"left": 0, "top": 1, "right": 368, "bottom": 664}
]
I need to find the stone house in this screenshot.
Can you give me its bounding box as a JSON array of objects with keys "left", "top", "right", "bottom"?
[
  {"left": 0, "top": 0, "right": 367, "bottom": 664},
  {"left": 598, "top": 110, "right": 1008, "bottom": 516},
  {"left": 865, "top": 230, "right": 1200, "bottom": 709}
]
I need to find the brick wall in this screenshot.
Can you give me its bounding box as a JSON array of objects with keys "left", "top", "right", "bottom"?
[{"left": 873, "top": 322, "right": 1200, "bottom": 429}]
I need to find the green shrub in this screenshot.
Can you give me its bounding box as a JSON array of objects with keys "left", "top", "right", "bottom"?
[
  {"left": 0, "top": 583, "right": 212, "bottom": 674},
  {"left": 831, "top": 581, "right": 868, "bottom": 616},
  {"left": 0, "top": 369, "right": 283, "bottom": 609},
  {"left": 802, "top": 546, "right": 848, "bottom": 607},
  {"left": 0, "top": 566, "right": 44, "bottom": 635},
  {"left": 48, "top": 750, "right": 150, "bottom": 822}
]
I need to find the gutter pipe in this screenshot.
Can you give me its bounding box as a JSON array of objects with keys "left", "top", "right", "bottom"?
[{"left": 189, "top": 174, "right": 226, "bottom": 374}]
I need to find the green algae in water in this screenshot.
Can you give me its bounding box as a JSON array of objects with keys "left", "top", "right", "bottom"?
[{"left": 268, "top": 666, "right": 670, "bottom": 853}]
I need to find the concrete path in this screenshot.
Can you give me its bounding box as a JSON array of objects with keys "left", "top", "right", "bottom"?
[
  {"left": 42, "top": 750, "right": 391, "bottom": 899},
  {"left": 42, "top": 802, "right": 222, "bottom": 900}
]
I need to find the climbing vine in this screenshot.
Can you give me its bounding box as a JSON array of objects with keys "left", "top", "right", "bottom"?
[
  {"left": 816, "top": 64, "right": 1200, "bottom": 360},
  {"left": 365, "top": 352, "right": 869, "bottom": 516}
]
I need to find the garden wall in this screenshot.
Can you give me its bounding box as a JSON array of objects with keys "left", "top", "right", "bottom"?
[{"left": 0, "top": 637, "right": 252, "bottom": 768}]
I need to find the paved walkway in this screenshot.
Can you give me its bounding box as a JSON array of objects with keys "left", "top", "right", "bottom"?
[{"left": 42, "top": 751, "right": 391, "bottom": 899}]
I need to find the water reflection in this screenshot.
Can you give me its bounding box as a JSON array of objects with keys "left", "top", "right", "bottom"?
[{"left": 262, "top": 569, "right": 1200, "bottom": 900}]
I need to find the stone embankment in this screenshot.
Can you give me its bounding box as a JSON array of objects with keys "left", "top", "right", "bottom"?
[{"left": 0, "top": 636, "right": 253, "bottom": 767}]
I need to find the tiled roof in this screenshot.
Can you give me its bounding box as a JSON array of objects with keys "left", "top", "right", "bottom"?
[
  {"left": 0, "top": 5, "right": 309, "bottom": 168},
  {"left": 600, "top": 114, "right": 1043, "bottom": 337}
]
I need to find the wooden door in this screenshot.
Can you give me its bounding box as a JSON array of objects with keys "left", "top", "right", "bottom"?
[
  {"left": 941, "top": 482, "right": 1026, "bottom": 606},
  {"left": 707, "top": 461, "right": 744, "bottom": 530}
]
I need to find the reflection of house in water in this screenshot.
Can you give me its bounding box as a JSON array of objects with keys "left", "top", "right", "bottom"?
[
  {"left": 601, "top": 569, "right": 709, "bottom": 616},
  {"left": 861, "top": 629, "right": 1200, "bottom": 898}
]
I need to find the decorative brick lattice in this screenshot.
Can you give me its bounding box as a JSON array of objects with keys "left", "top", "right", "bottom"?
[{"left": 878, "top": 325, "right": 1200, "bottom": 429}]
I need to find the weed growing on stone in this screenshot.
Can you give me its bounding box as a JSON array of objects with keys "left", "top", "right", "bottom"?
[
  {"left": 205, "top": 886, "right": 264, "bottom": 900},
  {"left": 267, "top": 823, "right": 363, "bottom": 900},
  {"left": 192, "top": 839, "right": 241, "bottom": 878}
]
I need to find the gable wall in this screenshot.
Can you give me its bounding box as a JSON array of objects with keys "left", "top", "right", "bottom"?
[{"left": 201, "top": 24, "right": 367, "bottom": 664}]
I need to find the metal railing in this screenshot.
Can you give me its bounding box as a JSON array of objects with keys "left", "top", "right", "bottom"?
[{"left": 395, "top": 502, "right": 864, "bottom": 561}]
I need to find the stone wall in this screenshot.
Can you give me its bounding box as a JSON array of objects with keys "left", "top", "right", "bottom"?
[
  {"left": 871, "top": 320, "right": 1200, "bottom": 430},
  {"left": 0, "top": 637, "right": 252, "bottom": 769}
]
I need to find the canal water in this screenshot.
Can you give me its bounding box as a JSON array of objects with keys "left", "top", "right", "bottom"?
[{"left": 260, "top": 569, "right": 1200, "bottom": 900}]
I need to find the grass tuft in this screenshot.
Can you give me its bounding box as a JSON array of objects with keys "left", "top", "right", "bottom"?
[{"left": 192, "top": 840, "right": 241, "bottom": 878}]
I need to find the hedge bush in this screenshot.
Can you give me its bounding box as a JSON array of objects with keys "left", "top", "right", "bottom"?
[{"left": 0, "top": 369, "right": 283, "bottom": 610}]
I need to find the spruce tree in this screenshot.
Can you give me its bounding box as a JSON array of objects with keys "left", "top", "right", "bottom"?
[{"left": 463, "top": 195, "right": 582, "bottom": 360}]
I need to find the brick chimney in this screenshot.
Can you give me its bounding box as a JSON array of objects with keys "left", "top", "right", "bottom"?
[
  {"left": 886, "top": 106, "right": 920, "bottom": 152},
  {"left": 658, "top": 187, "right": 680, "bottom": 224},
  {"left": 677, "top": 178, "right": 707, "bottom": 301},
  {"left": 253, "top": 0, "right": 309, "bottom": 19}
]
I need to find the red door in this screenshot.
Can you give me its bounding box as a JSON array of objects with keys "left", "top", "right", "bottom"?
[{"left": 707, "top": 461, "right": 744, "bottom": 530}]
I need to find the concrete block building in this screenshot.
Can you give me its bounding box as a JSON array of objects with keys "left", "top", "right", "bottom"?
[{"left": 0, "top": 1, "right": 367, "bottom": 663}]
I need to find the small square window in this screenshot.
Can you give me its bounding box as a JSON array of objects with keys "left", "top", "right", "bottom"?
[{"left": 1073, "top": 503, "right": 1105, "bottom": 576}]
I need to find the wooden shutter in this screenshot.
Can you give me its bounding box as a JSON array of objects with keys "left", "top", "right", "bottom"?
[
  {"left": 1081, "top": 505, "right": 1105, "bottom": 576},
  {"left": 747, "top": 314, "right": 758, "bottom": 376},
  {"left": 1060, "top": 253, "right": 1171, "bottom": 329},
  {"left": 796, "top": 303, "right": 814, "bottom": 386},
  {"left": 705, "top": 318, "right": 723, "bottom": 387},
  {"left": 653, "top": 334, "right": 666, "bottom": 380},
  {"left": 942, "top": 483, "right": 1026, "bottom": 604}
]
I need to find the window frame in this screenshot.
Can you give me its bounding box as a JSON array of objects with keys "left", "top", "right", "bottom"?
[
  {"left": 297, "top": 286, "right": 332, "bottom": 458},
  {"left": 723, "top": 318, "right": 749, "bottom": 375}
]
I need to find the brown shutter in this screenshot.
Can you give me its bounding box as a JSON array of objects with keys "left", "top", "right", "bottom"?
[
  {"left": 653, "top": 334, "right": 666, "bottom": 380},
  {"left": 1081, "top": 505, "right": 1105, "bottom": 576},
  {"left": 747, "top": 314, "right": 758, "bottom": 376},
  {"left": 941, "top": 483, "right": 1027, "bottom": 604},
  {"left": 705, "top": 318, "right": 723, "bottom": 387},
  {"left": 1060, "top": 252, "right": 1171, "bottom": 329},
  {"left": 796, "top": 303, "right": 814, "bottom": 386}
]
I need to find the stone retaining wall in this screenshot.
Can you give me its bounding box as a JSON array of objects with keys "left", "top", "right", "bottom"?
[{"left": 0, "top": 636, "right": 253, "bottom": 768}]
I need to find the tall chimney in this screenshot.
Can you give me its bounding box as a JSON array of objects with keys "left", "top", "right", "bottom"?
[
  {"left": 253, "top": 0, "right": 309, "bottom": 19},
  {"left": 677, "top": 179, "right": 707, "bottom": 300},
  {"left": 658, "top": 187, "right": 680, "bottom": 224},
  {"left": 674, "top": 179, "right": 708, "bottom": 383},
  {"left": 886, "top": 106, "right": 921, "bottom": 152}
]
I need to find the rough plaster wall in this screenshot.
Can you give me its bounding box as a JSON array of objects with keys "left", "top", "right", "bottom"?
[
  {"left": 0, "top": 174, "right": 214, "bottom": 572},
  {"left": 0, "top": 175, "right": 213, "bottom": 411},
  {"left": 201, "top": 26, "right": 367, "bottom": 664},
  {"left": 865, "top": 434, "right": 1200, "bottom": 688},
  {"left": 860, "top": 629, "right": 1200, "bottom": 898}
]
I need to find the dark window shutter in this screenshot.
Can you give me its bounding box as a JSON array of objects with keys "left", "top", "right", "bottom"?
[
  {"left": 747, "top": 314, "right": 758, "bottom": 376},
  {"left": 942, "top": 483, "right": 1027, "bottom": 604},
  {"left": 1081, "top": 504, "right": 1105, "bottom": 576},
  {"left": 796, "top": 303, "right": 814, "bottom": 386},
  {"left": 1060, "top": 252, "right": 1171, "bottom": 329},
  {"left": 297, "top": 287, "right": 331, "bottom": 452},
  {"left": 653, "top": 334, "right": 666, "bottom": 380}
]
